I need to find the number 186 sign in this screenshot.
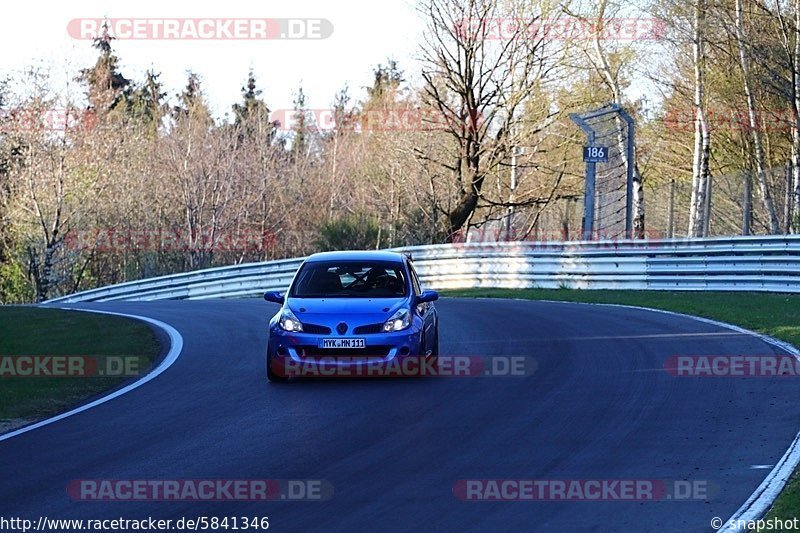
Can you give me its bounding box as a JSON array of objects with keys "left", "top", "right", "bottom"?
[{"left": 583, "top": 146, "right": 608, "bottom": 163}]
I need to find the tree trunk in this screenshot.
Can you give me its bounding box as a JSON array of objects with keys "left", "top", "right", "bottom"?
[
  {"left": 702, "top": 172, "right": 712, "bottom": 236},
  {"left": 689, "top": 0, "right": 710, "bottom": 237},
  {"left": 448, "top": 191, "right": 480, "bottom": 239},
  {"left": 447, "top": 136, "right": 483, "bottom": 238},
  {"left": 735, "top": 0, "right": 780, "bottom": 233},
  {"left": 743, "top": 169, "right": 752, "bottom": 235},
  {"left": 794, "top": 0, "right": 800, "bottom": 232},
  {"left": 592, "top": 1, "right": 645, "bottom": 238},
  {"left": 667, "top": 179, "right": 675, "bottom": 238},
  {"left": 785, "top": 161, "right": 793, "bottom": 234}
]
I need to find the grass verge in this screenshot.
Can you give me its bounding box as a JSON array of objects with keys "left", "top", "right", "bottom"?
[
  {"left": 444, "top": 288, "right": 800, "bottom": 529},
  {"left": 0, "top": 306, "right": 162, "bottom": 426}
]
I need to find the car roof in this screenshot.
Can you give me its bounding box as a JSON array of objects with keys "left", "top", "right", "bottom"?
[{"left": 304, "top": 250, "right": 407, "bottom": 264}]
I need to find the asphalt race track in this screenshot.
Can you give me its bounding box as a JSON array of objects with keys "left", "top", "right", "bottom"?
[{"left": 2, "top": 298, "right": 799, "bottom": 532}]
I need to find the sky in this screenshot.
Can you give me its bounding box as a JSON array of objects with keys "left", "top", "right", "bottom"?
[
  {"left": 0, "top": 0, "right": 661, "bottom": 124},
  {"left": 0, "top": 0, "right": 424, "bottom": 119}
]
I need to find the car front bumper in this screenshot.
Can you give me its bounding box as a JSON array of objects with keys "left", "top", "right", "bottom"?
[{"left": 269, "top": 324, "right": 439, "bottom": 377}]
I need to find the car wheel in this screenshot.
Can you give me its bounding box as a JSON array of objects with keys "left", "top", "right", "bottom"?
[
  {"left": 427, "top": 329, "right": 439, "bottom": 374},
  {"left": 266, "top": 350, "right": 289, "bottom": 383}
]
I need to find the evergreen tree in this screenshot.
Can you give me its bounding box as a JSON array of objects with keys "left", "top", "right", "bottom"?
[
  {"left": 331, "top": 85, "right": 356, "bottom": 133},
  {"left": 366, "top": 60, "right": 404, "bottom": 101},
  {"left": 172, "top": 71, "right": 213, "bottom": 127},
  {"left": 128, "top": 69, "right": 167, "bottom": 131},
  {"left": 291, "top": 86, "right": 310, "bottom": 159},
  {"left": 362, "top": 60, "right": 406, "bottom": 129},
  {"left": 232, "top": 70, "right": 274, "bottom": 143},
  {"left": 78, "top": 21, "right": 130, "bottom": 114}
]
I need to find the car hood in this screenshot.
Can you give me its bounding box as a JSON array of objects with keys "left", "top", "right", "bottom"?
[{"left": 286, "top": 298, "right": 406, "bottom": 324}]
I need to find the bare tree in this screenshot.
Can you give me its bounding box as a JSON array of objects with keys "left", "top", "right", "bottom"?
[
  {"left": 688, "top": 0, "right": 712, "bottom": 237},
  {"left": 417, "top": 0, "right": 557, "bottom": 238},
  {"left": 733, "top": 0, "right": 781, "bottom": 233}
]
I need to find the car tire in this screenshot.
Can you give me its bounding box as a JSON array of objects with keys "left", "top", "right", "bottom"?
[
  {"left": 266, "top": 350, "right": 289, "bottom": 383},
  {"left": 427, "top": 329, "right": 439, "bottom": 374}
]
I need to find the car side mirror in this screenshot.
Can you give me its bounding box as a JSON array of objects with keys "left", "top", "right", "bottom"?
[
  {"left": 263, "top": 291, "right": 284, "bottom": 304},
  {"left": 417, "top": 290, "right": 439, "bottom": 304}
]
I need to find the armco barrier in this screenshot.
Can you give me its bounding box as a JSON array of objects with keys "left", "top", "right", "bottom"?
[{"left": 44, "top": 235, "right": 800, "bottom": 303}]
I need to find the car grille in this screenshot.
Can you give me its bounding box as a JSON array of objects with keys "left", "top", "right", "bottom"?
[
  {"left": 353, "top": 323, "right": 385, "bottom": 334},
  {"left": 303, "top": 323, "right": 332, "bottom": 335},
  {"left": 296, "top": 346, "right": 391, "bottom": 358}
]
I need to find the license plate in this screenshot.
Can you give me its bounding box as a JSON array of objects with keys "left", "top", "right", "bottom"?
[{"left": 318, "top": 338, "right": 366, "bottom": 349}]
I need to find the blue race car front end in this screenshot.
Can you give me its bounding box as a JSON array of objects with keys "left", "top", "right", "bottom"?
[
  {"left": 267, "top": 318, "right": 424, "bottom": 375},
  {"left": 267, "top": 301, "right": 431, "bottom": 379},
  {"left": 264, "top": 251, "right": 439, "bottom": 381}
]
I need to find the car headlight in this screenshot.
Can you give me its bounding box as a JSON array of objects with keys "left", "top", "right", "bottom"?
[
  {"left": 383, "top": 308, "right": 411, "bottom": 332},
  {"left": 279, "top": 308, "right": 304, "bottom": 332}
]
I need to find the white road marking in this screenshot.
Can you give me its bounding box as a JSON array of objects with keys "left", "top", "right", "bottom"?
[{"left": 0, "top": 307, "right": 183, "bottom": 443}]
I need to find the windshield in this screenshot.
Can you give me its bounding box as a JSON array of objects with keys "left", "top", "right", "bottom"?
[{"left": 291, "top": 261, "right": 407, "bottom": 298}]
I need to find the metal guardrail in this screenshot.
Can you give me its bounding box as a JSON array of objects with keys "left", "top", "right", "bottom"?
[{"left": 45, "top": 235, "right": 800, "bottom": 303}]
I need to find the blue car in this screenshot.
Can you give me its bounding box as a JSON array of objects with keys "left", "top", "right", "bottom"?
[{"left": 264, "top": 251, "right": 439, "bottom": 382}]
